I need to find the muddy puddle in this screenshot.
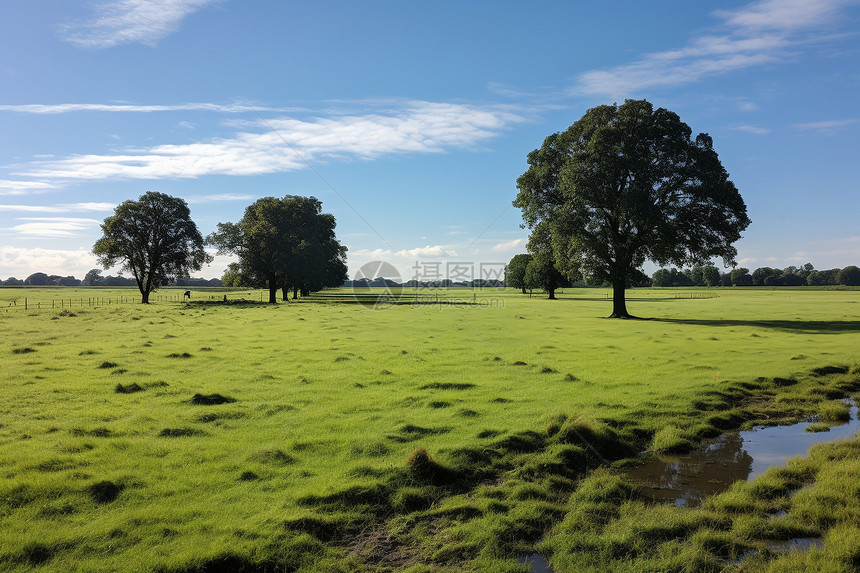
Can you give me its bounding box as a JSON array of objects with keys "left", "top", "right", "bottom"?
[{"left": 630, "top": 401, "right": 860, "bottom": 507}]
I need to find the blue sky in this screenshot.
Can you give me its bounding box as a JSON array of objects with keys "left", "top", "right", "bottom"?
[{"left": 1, "top": 0, "right": 858, "bottom": 282}]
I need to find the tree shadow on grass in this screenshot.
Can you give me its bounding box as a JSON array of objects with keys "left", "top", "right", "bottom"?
[{"left": 648, "top": 318, "right": 860, "bottom": 334}]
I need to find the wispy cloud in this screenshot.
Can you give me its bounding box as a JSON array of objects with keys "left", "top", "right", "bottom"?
[
  {"left": 572, "top": 0, "right": 855, "bottom": 97},
  {"left": 491, "top": 238, "right": 526, "bottom": 252},
  {"left": 15, "top": 101, "right": 524, "bottom": 183},
  {"left": 0, "top": 102, "right": 291, "bottom": 114},
  {"left": 791, "top": 119, "right": 858, "bottom": 133},
  {"left": 730, "top": 124, "right": 771, "bottom": 134},
  {"left": 0, "top": 203, "right": 114, "bottom": 213},
  {"left": 10, "top": 217, "right": 102, "bottom": 238},
  {"left": 185, "top": 193, "right": 256, "bottom": 203},
  {"left": 0, "top": 180, "right": 58, "bottom": 196},
  {"left": 60, "top": 0, "right": 221, "bottom": 49}
]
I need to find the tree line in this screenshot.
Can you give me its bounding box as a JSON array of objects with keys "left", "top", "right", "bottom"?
[
  {"left": 84, "top": 191, "right": 346, "bottom": 303},
  {"left": 651, "top": 264, "right": 860, "bottom": 287},
  {"left": 1, "top": 271, "right": 223, "bottom": 287}
]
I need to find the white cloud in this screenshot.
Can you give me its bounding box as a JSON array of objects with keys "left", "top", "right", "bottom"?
[
  {"left": 0, "top": 203, "right": 114, "bottom": 213},
  {"left": 791, "top": 119, "right": 858, "bottom": 133},
  {"left": 572, "top": 0, "right": 854, "bottom": 97},
  {"left": 10, "top": 217, "right": 102, "bottom": 238},
  {"left": 16, "top": 101, "right": 524, "bottom": 183},
  {"left": 395, "top": 245, "right": 459, "bottom": 259},
  {"left": 0, "top": 180, "right": 57, "bottom": 195},
  {"left": 185, "top": 193, "right": 257, "bottom": 203},
  {"left": 491, "top": 238, "right": 527, "bottom": 252},
  {"left": 730, "top": 124, "right": 771, "bottom": 134},
  {"left": 60, "top": 0, "right": 221, "bottom": 49},
  {"left": 0, "top": 102, "right": 289, "bottom": 114},
  {"left": 0, "top": 246, "right": 101, "bottom": 278}
]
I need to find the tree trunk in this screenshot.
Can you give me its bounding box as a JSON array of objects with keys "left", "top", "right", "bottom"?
[
  {"left": 521, "top": 287, "right": 526, "bottom": 294},
  {"left": 140, "top": 289, "right": 150, "bottom": 304},
  {"left": 608, "top": 280, "right": 632, "bottom": 318},
  {"left": 293, "top": 286, "right": 298, "bottom": 300},
  {"left": 547, "top": 288, "right": 556, "bottom": 300},
  {"left": 281, "top": 287, "right": 289, "bottom": 301}
]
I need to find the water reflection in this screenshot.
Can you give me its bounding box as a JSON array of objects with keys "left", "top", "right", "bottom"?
[{"left": 631, "top": 403, "right": 860, "bottom": 507}]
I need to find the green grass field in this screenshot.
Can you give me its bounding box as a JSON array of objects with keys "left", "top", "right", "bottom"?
[{"left": 2, "top": 286, "right": 859, "bottom": 572}]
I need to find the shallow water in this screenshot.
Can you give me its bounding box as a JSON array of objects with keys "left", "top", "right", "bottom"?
[
  {"left": 630, "top": 402, "right": 860, "bottom": 507},
  {"left": 517, "top": 552, "right": 554, "bottom": 573}
]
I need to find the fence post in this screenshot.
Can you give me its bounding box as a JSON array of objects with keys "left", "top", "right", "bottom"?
[{"left": 25, "top": 297, "right": 27, "bottom": 310}]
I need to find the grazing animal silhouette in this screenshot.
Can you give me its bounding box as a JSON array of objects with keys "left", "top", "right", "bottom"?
[{"left": 183, "top": 291, "right": 191, "bottom": 299}]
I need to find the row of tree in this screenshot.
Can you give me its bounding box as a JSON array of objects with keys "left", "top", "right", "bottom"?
[
  {"left": 2, "top": 271, "right": 222, "bottom": 287},
  {"left": 88, "top": 191, "right": 346, "bottom": 303},
  {"left": 652, "top": 264, "right": 860, "bottom": 287}
]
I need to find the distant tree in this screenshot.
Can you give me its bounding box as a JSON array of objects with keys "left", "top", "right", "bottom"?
[
  {"left": 720, "top": 272, "right": 733, "bottom": 287},
  {"left": 24, "top": 272, "right": 49, "bottom": 285},
  {"left": 82, "top": 269, "right": 103, "bottom": 286},
  {"left": 52, "top": 276, "right": 80, "bottom": 286},
  {"left": 652, "top": 268, "right": 692, "bottom": 287},
  {"left": 514, "top": 99, "right": 750, "bottom": 318},
  {"left": 93, "top": 192, "right": 211, "bottom": 303},
  {"left": 763, "top": 274, "right": 784, "bottom": 287},
  {"left": 685, "top": 265, "right": 706, "bottom": 286},
  {"left": 730, "top": 267, "right": 752, "bottom": 286},
  {"left": 524, "top": 251, "right": 568, "bottom": 299},
  {"left": 208, "top": 195, "right": 347, "bottom": 303},
  {"left": 3, "top": 277, "right": 23, "bottom": 285},
  {"left": 220, "top": 263, "right": 246, "bottom": 288},
  {"left": 702, "top": 265, "right": 721, "bottom": 287},
  {"left": 781, "top": 272, "right": 805, "bottom": 286},
  {"left": 505, "top": 254, "right": 533, "bottom": 293},
  {"left": 837, "top": 265, "right": 860, "bottom": 286},
  {"left": 752, "top": 267, "right": 779, "bottom": 286}
]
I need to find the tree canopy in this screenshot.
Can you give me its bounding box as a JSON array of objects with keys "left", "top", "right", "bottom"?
[
  {"left": 93, "top": 192, "right": 211, "bottom": 303},
  {"left": 514, "top": 99, "right": 750, "bottom": 317},
  {"left": 505, "top": 254, "right": 533, "bottom": 294},
  {"left": 207, "top": 195, "right": 347, "bottom": 303}
]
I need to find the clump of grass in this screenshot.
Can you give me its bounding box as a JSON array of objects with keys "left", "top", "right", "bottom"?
[
  {"left": 190, "top": 393, "right": 236, "bottom": 405},
  {"left": 556, "top": 417, "right": 634, "bottom": 460},
  {"left": 166, "top": 352, "right": 193, "bottom": 359},
  {"left": 98, "top": 361, "right": 118, "bottom": 369},
  {"left": 651, "top": 425, "right": 693, "bottom": 454},
  {"left": 428, "top": 401, "right": 450, "bottom": 409},
  {"left": 541, "top": 366, "right": 558, "bottom": 374},
  {"left": 110, "top": 369, "right": 128, "bottom": 375},
  {"left": 391, "top": 486, "right": 435, "bottom": 513},
  {"left": 12, "top": 347, "right": 36, "bottom": 354},
  {"left": 115, "top": 382, "right": 144, "bottom": 394},
  {"left": 818, "top": 400, "right": 850, "bottom": 422},
  {"left": 250, "top": 449, "right": 295, "bottom": 465},
  {"left": 405, "top": 447, "right": 453, "bottom": 485},
  {"left": 564, "top": 373, "right": 578, "bottom": 382},
  {"left": 238, "top": 471, "right": 259, "bottom": 481},
  {"left": 87, "top": 480, "right": 123, "bottom": 503},
  {"left": 419, "top": 382, "right": 475, "bottom": 390},
  {"left": 78, "top": 349, "right": 97, "bottom": 356},
  {"left": 158, "top": 428, "right": 199, "bottom": 437},
  {"left": 512, "top": 361, "right": 527, "bottom": 366},
  {"left": 805, "top": 423, "right": 831, "bottom": 433}
]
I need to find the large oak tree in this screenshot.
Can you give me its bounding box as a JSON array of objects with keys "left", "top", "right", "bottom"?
[
  {"left": 93, "top": 192, "right": 211, "bottom": 303},
  {"left": 514, "top": 100, "right": 750, "bottom": 317},
  {"left": 207, "top": 195, "right": 347, "bottom": 303}
]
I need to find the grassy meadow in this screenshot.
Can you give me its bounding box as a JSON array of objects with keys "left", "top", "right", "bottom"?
[{"left": 2, "top": 286, "right": 860, "bottom": 572}]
